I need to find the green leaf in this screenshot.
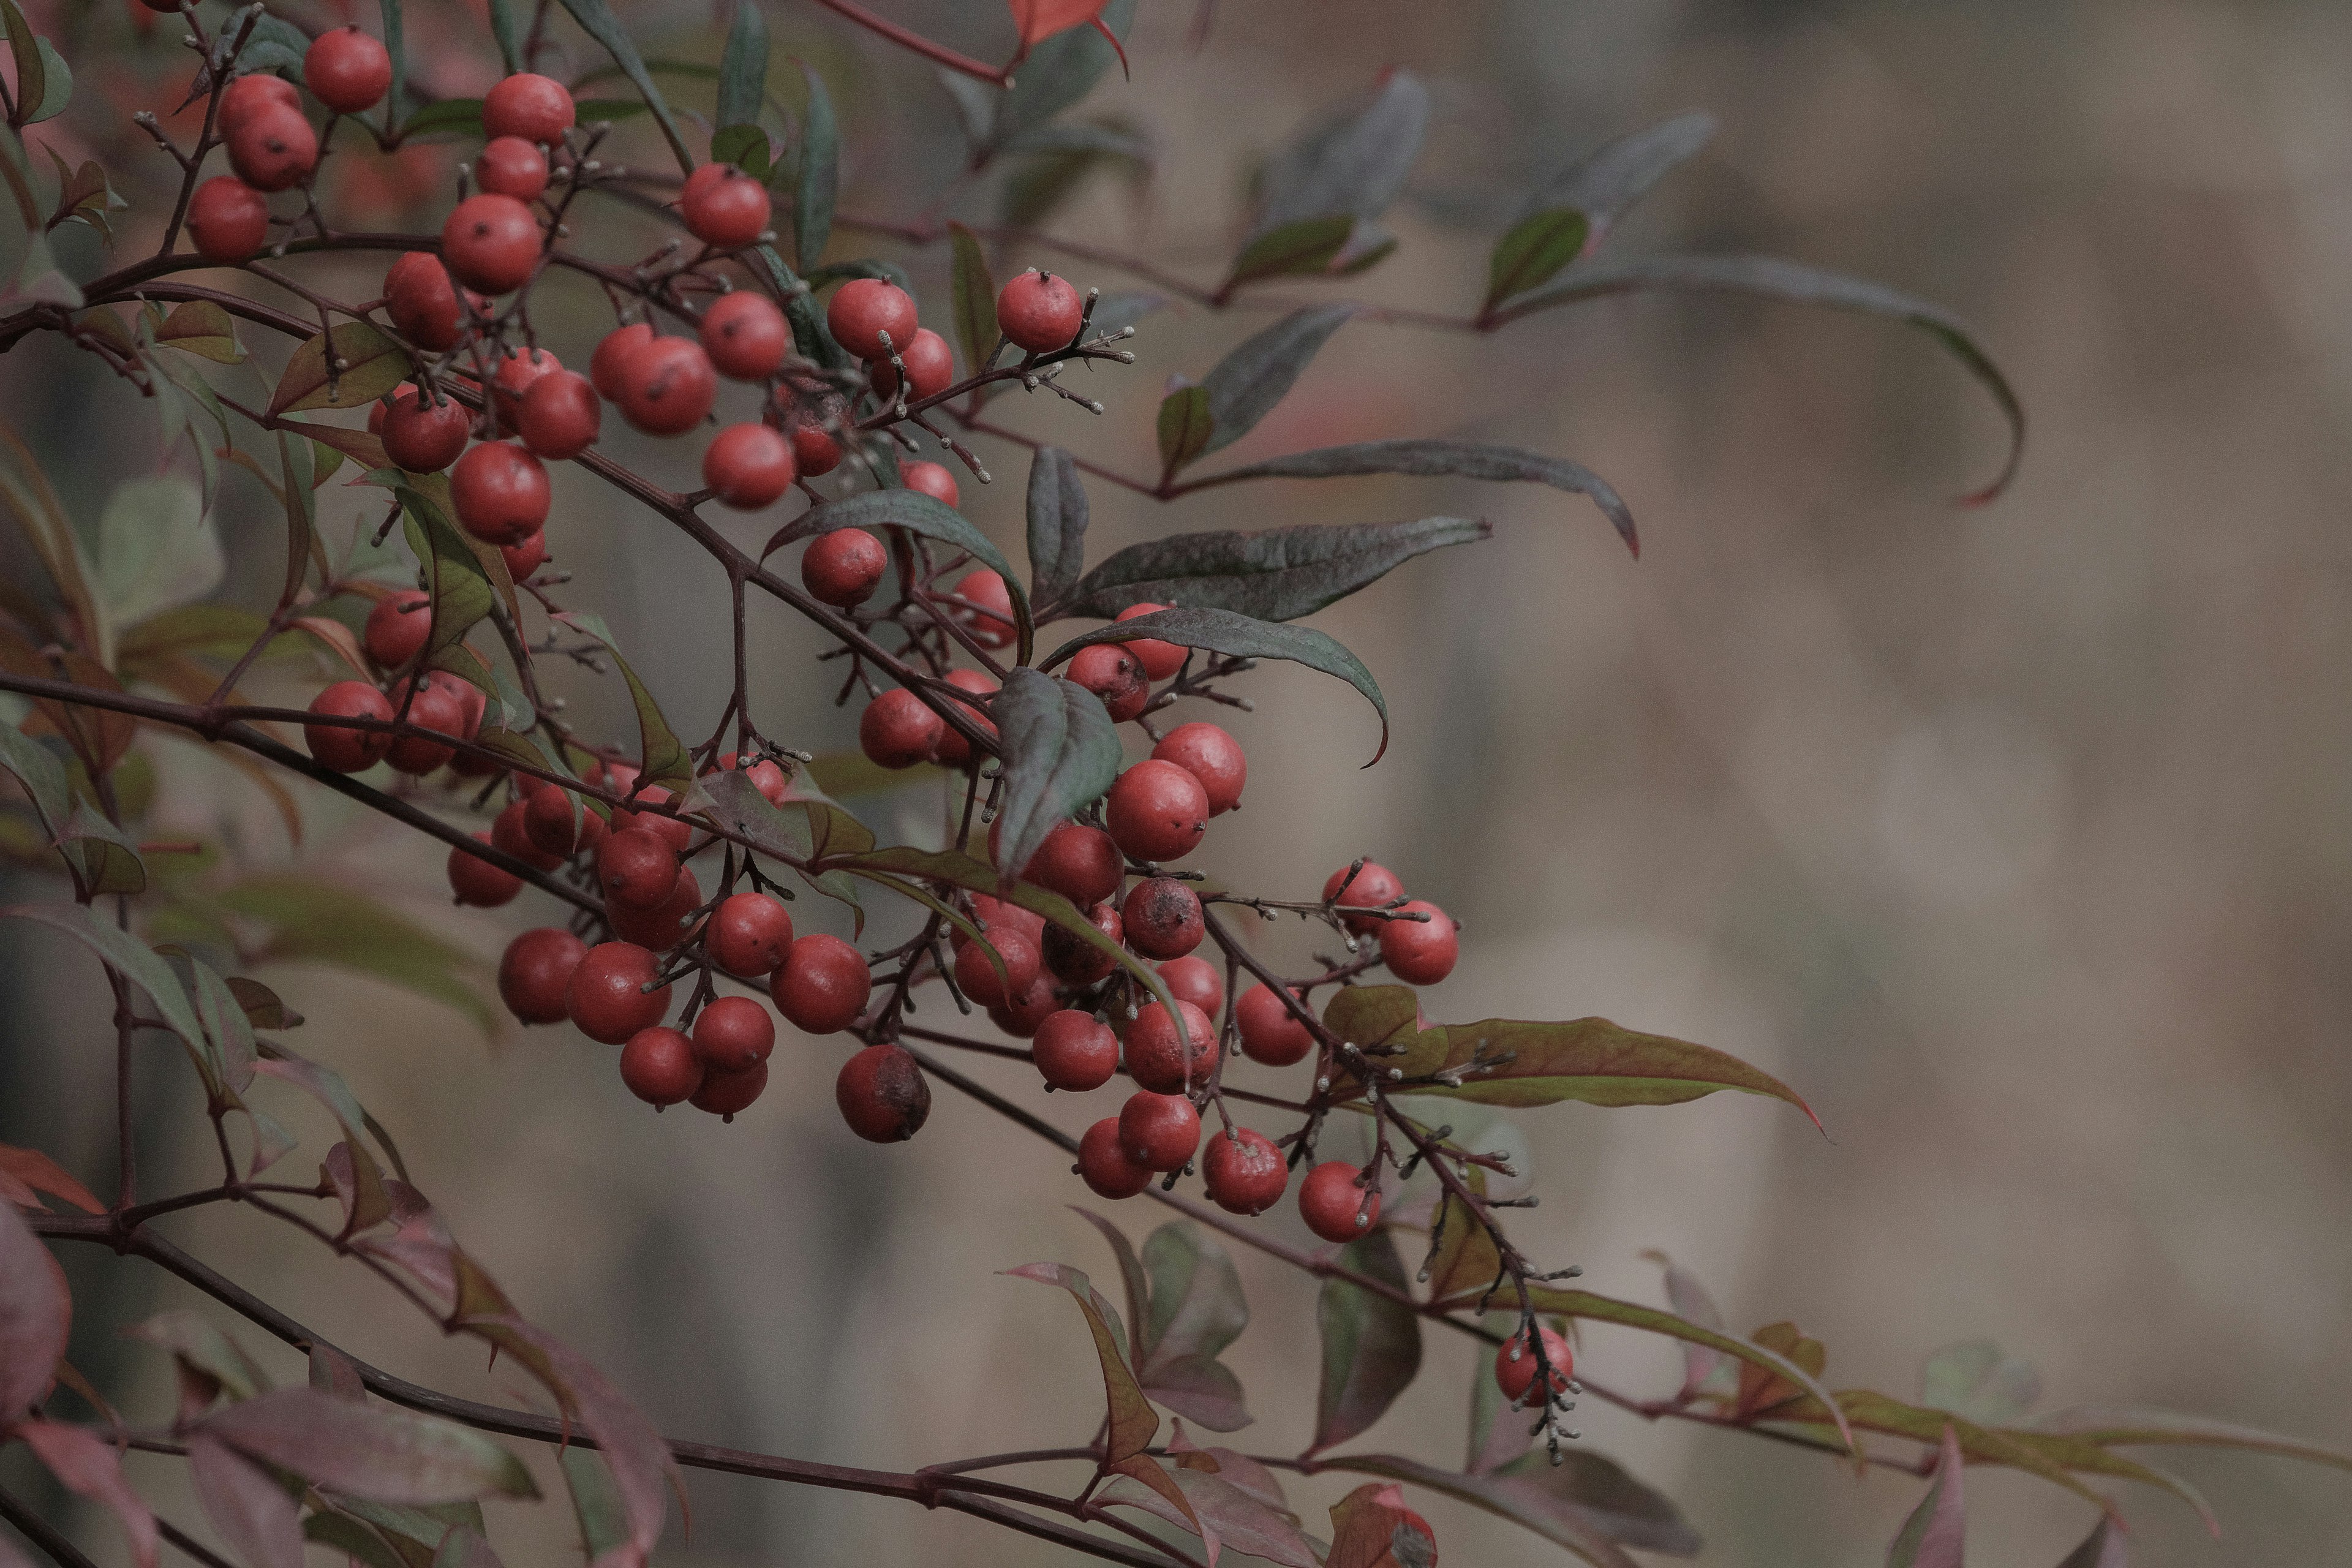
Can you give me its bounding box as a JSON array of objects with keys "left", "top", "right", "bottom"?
[
  {"left": 548, "top": 611, "right": 693, "bottom": 796},
  {"left": 1136, "top": 1222, "right": 1251, "bottom": 1431},
  {"left": 792, "top": 59, "right": 837, "bottom": 272},
  {"left": 1057, "top": 515, "right": 1485, "bottom": 624},
  {"left": 766, "top": 488, "right": 1033, "bottom": 660},
  {"left": 1237, "top": 70, "right": 1425, "bottom": 279},
  {"left": 154, "top": 301, "right": 245, "bottom": 364},
  {"left": 984, "top": 0, "right": 1135, "bottom": 156},
  {"left": 376, "top": 0, "right": 408, "bottom": 125},
  {"left": 1223, "top": 214, "right": 1352, "bottom": 289},
  {"left": 1183, "top": 438, "right": 1637, "bottom": 556},
  {"left": 555, "top": 0, "right": 695, "bottom": 174},
  {"left": 948, "top": 220, "right": 997, "bottom": 379},
  {"left": 1003, "top": 1262, "right": 1156, "bottom": 1460},
  {"left": 26, "top": 37, "right": 68, "bottom": 125},
  {"left": 97, "top": 475, "right": 219, "bottom": 637},
  {"left": 1155, "top": 383, "right": 1212, "bottom": 477},
  {"left": 1323, "top": 1452, "right": 1698, "bottom": 1564},
  {"left": 396, "top": 484, "right": 494, "bottom": 660},
  {"left": 559, "top": 1447, "right": 628, "bottom": 1562},
  {"left": 199, "top": 1387, "right": 538, "bottom": 1505},
  {"left": 1197, "top": 304, "right": 1354, "bottom": 456},
  {"left": 276, "top": 433, "right": 315, "bottom": 609},
  {"left": 1523, "top": 111, "right": 1715, "bottom": 254},
  {"left": 1484, "top": 211, "right": 1588, "bottom": 317},
  {"left": 989, "top": 668, "right": 1119, "bottom": 882},
  {"left": 1025, "top": 446, "right": 1087, "bottom": 609},
  {"left": 0, "top": 728, "right": 146, "bottom": 894},
  {"left": 271, "top": 322, "right": 411, "bottom": 416},
  {"left": 233, "top": 13, "right": 313, "bottom": 77},
  {"left": 1920, "top": 1341, "right": 2041, "bottom": 1427},
  {"left": 708, "top": 123, "right": 769, "bottom": 182},
  {"left": 2021, "top": 1406, "right": 2352, "bottom": 1471},
  {"left": 1495, "top": 252, "right": 2025, "bottom": 503},
  {"left": 1313, "top": 1229, "right": 1420, "bottom": 1455},
  {"left": 485, "top": 0, "right": 522, "bottom": 74},
  {"left": 46, "top": 154, "right": 123, "bottom": 239},
  {"left": 396, "top": 98, "right": 484, "bottom": 140},
  {"left": 713, "top": 0, "right": 767, "bottom": 133},
  {"left": 0, "top": 0, "right": 46, "bottom": 130},
  {"left": 211, "top": 876, "right": 495, "bottom": 1035},
  {"left": 1887, "top": 1426, "right": 1965, "bottom": 1568},
  {"left": 1044, "top": 605, "right": 1389, "bottom": 762}
]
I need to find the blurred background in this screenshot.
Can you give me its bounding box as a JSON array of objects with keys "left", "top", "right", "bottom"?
[{"left": 5, "top": 0, "right": 2351, "bottom": 1563}]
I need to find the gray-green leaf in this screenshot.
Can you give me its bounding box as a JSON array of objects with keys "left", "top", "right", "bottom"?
[{"left": 989, "top": 668, "right": 1119, "bottom": 881}]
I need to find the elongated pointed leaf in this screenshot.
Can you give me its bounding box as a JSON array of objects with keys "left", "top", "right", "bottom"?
[
  {"left": 2024, "top": 1406, "right": 2352, "bottom": 1471},
  {"left": 1485, "top": 111, "right": 1717, "bottom": 311},
  {"left": 0, "top": 1143, "right": 101, "bottom": 1215},
  {"left": 793, "top": 59, "right": 837, "bottom": 270},
  {"left": 1003, "top": 1262, "right": 1157, "bottom": 1460},
  {"left": 1248, "top": 72, "right": 1428, "bottom": 244},
  {"left": 1888, "top": 1426, "right": 1966, "bottom": 1567},
  {"left": 1485, "top": 211, "right": 1589, "bottom": 317},
  {"left": 18, "top": 1421, "right": 159, "bottom": 1568},
  {"left": 556, "top": 0, "right": 695, "bottom": 173},
  {"left": 0, "top": 1201, "right": 67, "bottom": 1422},
  {"left": 559, "top": 1447, "right": 628, "bottom": 1563},
  {"left": 1496, "top": 252, "right": 2023, "bottom": 503},
  {"left": 549, "top": 611, "right": 693, "bottom": 796},
  {"left": 271, "top": 323, "right": 410, "bottom": 415},
  {"left": 0, "top": 727, "right": 146, "bottom": 894},
  {"left": 714, "top": 1, "right": 767, "bottom": 134},
  {"left": 0, "top": 0, "right": 45, "bottom": 130},
  {"left": 1197, "top": 304, "right": 1354, "bottom": 456},
  {"left": 1046, "top": 605, "right": 1389, "bottom": 760},
  {"left": 154, "top": 301, "right": 245, "bottom": 364},
  {"left": 1324, "top": 1452, "right": 1697, "bottom": 1565},
  {"left": 1140, "top": 1221, "right": 1248, "bottom": 1369},
  {"left": 0, "top": 903, "right": 205, "bottom": 1060},
  {"left": 1058, "top": 515, "right": 1486, "bottom": 623},
  {"left": 189, "top": 1434, "right": 306, "bottom": 1568},
  {"left": 1072, "top": 1207, "right": 1150, "bottom": 1352},
  {"left": 1025, "top": 447, "right": 1087, "bottom": 606},
  {"left": 1188, "top": 438, "right": 1637, "bottom": 555},
  {"left": 1225, "top": 214, "right": 1353, "bottom": 288},
  {"left": 485, "top": 0, "right": 521, "bottom": 72},
  {"left": 396, "top": 486, "right": 492, "bottom": 658},
  {"left": 202, "top": 1387, "right": 537, "bottom": 1504},
  {"left": 1314, "top": 1229, "right": 1420, "bottom": 1454},
  {"left": 1101, "top": 1461, "right": 1314, "bottom": 1568},
  {"left": 989, "top": 668, "right": 1120, "bottom": 881},
  {"left": 1157, "top": 383, "right": 1212, "bottom": 476},
  {"left": 949, "top": 221, "right": 998, "bottom": 379}
]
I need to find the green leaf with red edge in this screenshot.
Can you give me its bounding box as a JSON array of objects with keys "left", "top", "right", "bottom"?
[
  {"left": 0, "top": 0, "right": 48, "bottom": 130},
  {"left": 1888, "top": 1425, "right": 1966, "bottom": 1568},
  {"left": 1156, "top": 383, "right": 1212, "bottom": 476},
  {"left": 1325, "top": 1481, "right": 1437, "bottom": 1568},
  {"left": 948, "top": 221, "right": 998, "bottom": 380},
  {"left": 1054, "top": 515, "right": 1486, "bottom": 624},
  {"left": 17, "top": 1420, "right": 159, "bottom": 1568},
  {"left": 271, "top": 322, "right": 412, "bottom": 416},
  {"left": 188, "top": 1434, "right": 305, "bottom": 1568},
  {"left": 1313, "top": 1229, "right": 1422, "bottom": 1455},
  {"left": 0, "top": 1200, "right": 69, "bottom": 1422},
  {"left": 199, "top": 1387, "right": 537, "bottom": 1504},
  {"left": 549, "top": 611, "right": 693, "bottom": 796},
  {"left": 1495, "top": 253, "right": 2024, "bottom": 505},
  {"left": 1002, "top": 1262, "right": 1158, "bottom": 1461},
  {"left": 0, "top": 1142, "right": 102, "bottom": 1215},
  {"left": 1320, "top": 1452, "right": 1698, "bottom": 1567},
  {"left": 1071, "top": 1207, "right": 1151, "bottom": 1349},
  {"left": 154, "top": 301, "right": 246, "bottom": 364},
  {"left": 1134, "top": 1221, "right": 1252, "bottom": 1431}
]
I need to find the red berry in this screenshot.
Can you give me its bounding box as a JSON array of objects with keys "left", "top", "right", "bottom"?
[
  {"left": 1322, "top": 861, "right": 1404, "bottom": 934},
  {"left": 500, "top": 532, "right": 547, "bottom": 581},
  {"left": 1152, "top": 722, "right": 1245, "bottom": 815},
  {"left": 967, "top": 895, "right": 1047, "bottom": 947},
  {"left": 380, "top": 387, "right": 472, "bottom": 473},
  {"left": 703, "top": 423, "right": 797, "bottom": 508},
  {"left": 590, "top": 322, "right": 655, "bottom": 400},
  {"left": 447, "top": 833, "right": 522, "bottom": 907},
  {"left": 489, "top": 346, "right": 561, "bottom": 429},
  {"left": 417, "top": 668, "right": 486, "bottom": 742},
  {"left": 1077, "top": 1117, "right": 1153, "bottom": 1198},
  {"left": 1043, "top": 900, "right": 1122, "bottom": 985},
  {"left": 567, "top": 940, "right": 671, "bottom": 1043},
  {"left": 869, "top": 328, "right": 953, "bottom": 402},
  {"left": 499, "top": 927, "right": 586, "bottom": 1023},
  {"left": 385, "top": 252, "right": 462, "bottom": 350},
  {"left": 772, "top": 933, "right": 870, "bottom": 1033},
  {"left": 837, "top": 1044, "right": 930, "bottom": 1142},
  {"left": 619, "top": 1026, "right": 701, "bottom": 1107},
  {"left": 385, "top": 681, "right": 466, "bottom": 774},
  {"left": 1494, "top": 1324, "right": 1574, "bottom": 1403},
  {"left": 227, "top": 104, "right": 317, "bottom": 192},
  {"left": 1157, "top": 955, "right": 1222, "bottom": 1017},
  {"left": 1032, "top": 1010, "right": 1117, "bottom": 1091},
  {"left": 597, "top": 828, "right": 680, "bottom": 910},
  {"left": 492, "top": 797, "right": 564, "bottom": 870},
  {"left": 1121, "top": 876, "right": 1203, "bottom": 960},
  {"left": 1106, "top": 760, "right": 1208, "bottom": 863},
  {"left": 187, "top": 178, "right": 268, "bottom": 263},
  {"left": 951, "top": 569, "right": 1016, "bottom": 649},
  {"left": 482, "top": 72, "right": 575, "bottom": 143},
  {"left": 825, "top": 279, "right": 918, "bottom": 361},
  {"left": 475, "top": 136, "right": 549, "bottom": 201},
  {"left": 692, "top": 995, "right": 775, "bottom": 1072},
  {"left": 1020, "top": 822, "right": 1122, "bottom": 908},
  {"left": 363, "top": 588, "right": 432, "bottom": 668},
  {"left": 997, "top": 270, "right": 1084, "bottom": 353},
  {"left": 522, "top": 785, "right": 603, "bottom": 858},
  {"left": 1202, "top": 1128, "right": 1288, "bottom": 1215},
  {"left": 929, "top": 668, "right": 998, "bottom": 766},
  {"left": 1115, "top": 603, "right": 1186, "bottom": 680},
  {"left": 304, "top": 26, "right": 392, "bottom": 113},
  {"left": 1300, "top": 1161, "right": 1379, "bottom": 1243},
  {"left": 608, "top": 783, "right": 692, "bottom": 849},
  {"left": 708, "top": 892, "right": 793, "bottom": 976},
  {"left": 1068, "top": 643, "right": 1148, "bottom": 723},
  {"left": 1118, "top": 1091, "right": 1199, "bottom": 1172},
  {"left": 789, "top": 422, "right": 842, "bottom": 477},
  {"left": 954, "top": 926, "right": 1039, "bottom": 1009},
  {"left": 219, "top": 74, "right": 300, "bottom": 136},
  {"left": 616, "top": 337, "right": 717, "bottom": 435},
  {"left": 679, "top": 161, "right": 771, "bottom": 249},
  {"left": 690, "top": 1061, "right": 767, "bottom": 1118},
  {"left": 699, "top": 291, "right": 789, "bottom": 380},
  {"left": 900, "top": 459, "right": 959, "bottom": 508},
  {"left": 518, "top": 370, "right": 600, "bottom": 459},
  {"left": 450, "top": 442, "right": 550, "bottom": 545},
  {"left": 801, "top": 528, "right": 888, "bottom": 608},
  {"left": 440, "top": 194, "right": 540, "bottom": 295},
  {"left": 1125, "top": 999, "right": 1218, "bottom": 1095},
  {"left": 987, "top": 971, "right": 1060, "bottom": 1038},
  {"left": 1236, "top": 983, "right": 1315, "bottom": 1066},
  {"left": 860, "top": 688, "right": 943, "bottom": 770},
  {"left": 608, "top": 865, "right": 703, "bottom": 951},
  {"left": 1381, "top": 900, "right": 1458, "bottom": 985},
  {"left": 712, "top": 754, "right": 790, "bottom": 807}
]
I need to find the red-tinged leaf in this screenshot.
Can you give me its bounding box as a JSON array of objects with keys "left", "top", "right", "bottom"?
[
  {"left": 1167, "top": 1437, "right": 1291, "bottom": 1516},
  {"left": 0, "top": 1143, "right": 101, "bottom": 1214},
  {"left": 17, "top": 1420, "right": 159, "bottom": 1568},
  {"left": 559, "top": 1447, "right": 630, "bottom": 1564},
  {"left": 1071, "top": 1207, "right": 1150, "bottom": 1352},
  {"left": 0, "top": 1529, "right": 31, "bottom": 1568},
  {"left": 127, "top": 1310, "right": 271, "bottom": 1422},
  {"left": 353, "top": 1182, "right": 460, "bottom": 1305},
  {"left": 1756, "top": 1390, "right": 2114, "bottom": 1515},
  {"left": 311, "top": 1341, "right": 367, "bottom": 1398},
  {"left": 2056, "top": 1520, "right": 2128, "bottom": 1568},
  {"left": 0, "top": 1201, "right": 68, "bottom": 1421},
  {"left": 2023, "top": 1406, "right": 2352, "bottom": 1472},
  {"left": 1326, "top": 1451, "right": 1698, "bottom": 1563},
  {"left": 270, "top": 322, "right": 411, "bottom": 415},
  {"left": 1888, "top": 1426, "right": 1966, "bottom": 1568},
  {"left": 1102, "top": 1454, "right": 1216, "bottom": 1563},
  {"left": 1640, "top": 1248, "right": 1734, "bottom": 1403},
  {"left": 1139, "top": 1221, "right": 1247, "bottom": 1371},
  {"left": 1421, "top": 1168, "right": 1502, "bottom": 1305},
  {"left": 198, "top": 1387, "right": 539, "bottom": 1504},
  {"left": 252, "top": 1057, "right": 391, "bottom": 1233},
  {"left": 1325, "top": 1482, "right": 1437, "bottom": 1568},
  {"left": 189, "top": 1433, "right": 306, "bottom": 1568},
  {"left": 282, "top": 420, "right": 391, "bottom": 473},
  {"left": 1008, "top": 0, "right": 1107, "bottom": 49},
  {"left": 1141, "top": 1354, "right": 1250, "bottom": 1434},
  {"left": 292, "top": 614, "right": 372, "bottom": 677},
  {"left": 1002, "top": 1262, "right": 1157, "bottom": 1461},
  {"left": 1313, "top": 1230, "right": 1421, "bottom": 1455},
  {"left": 1734, "top": 1321, "right": 1826, "bottom": 1420}
]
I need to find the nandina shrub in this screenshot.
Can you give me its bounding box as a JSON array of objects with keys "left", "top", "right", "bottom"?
[{"left": 0, "top": 3, "right": 2339, "bottom": 1567}]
